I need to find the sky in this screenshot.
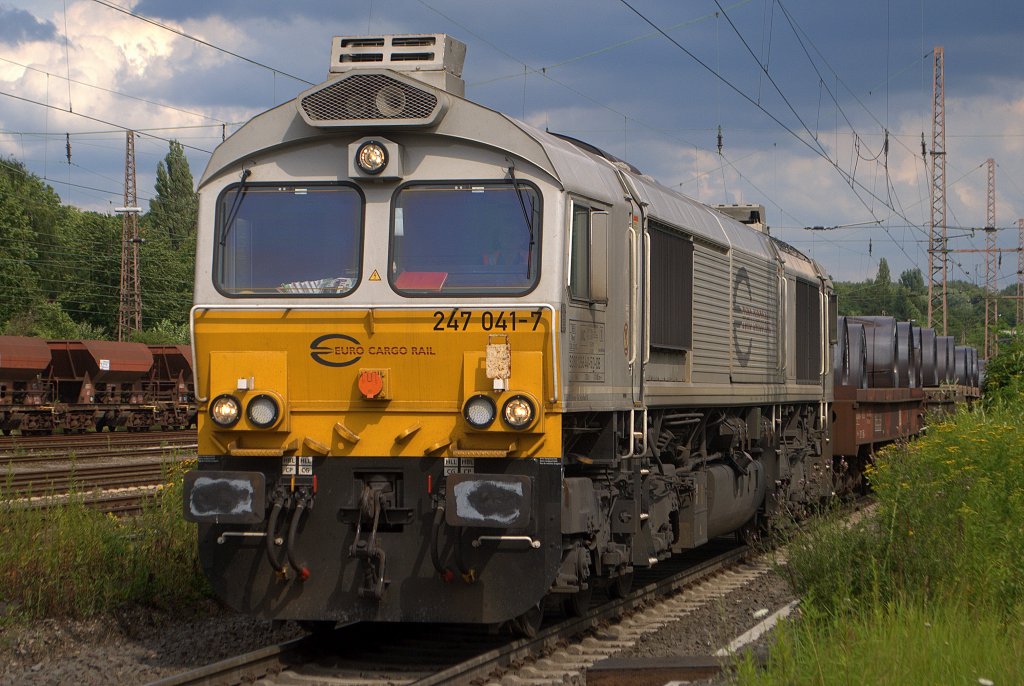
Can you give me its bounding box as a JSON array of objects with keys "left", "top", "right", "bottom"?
[{"left": 1, "top": 0, "right": 1022, "bottom": 287}]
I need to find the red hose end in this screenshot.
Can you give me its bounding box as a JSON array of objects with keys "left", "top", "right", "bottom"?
[
  {"left": 299, "top": 567, "right": 311, "bottom": 581},
  {"left": 441, "top": 569, "right": 455, "bottom": 583}
]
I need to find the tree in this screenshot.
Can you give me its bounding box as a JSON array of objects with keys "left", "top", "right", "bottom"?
[
  {"left": 141, "top": 140, "right": 198, "bottom": 330},
  {"left": 146, "top": 141, "right": 197, "bottom": 250},
  {"left": 0, "top": 161, "right": 43, "bottom": 322},
  {"left": 982, "top": 333, "right": 1024, "bottom": 406},
  {"left": 898, "top": 268, "right": 925, "bottom": 293}
]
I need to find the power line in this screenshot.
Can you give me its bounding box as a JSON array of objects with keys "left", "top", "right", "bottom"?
[
  {"left": 0, "top": 89, "right": 214, "bottom": 155},
  {"left": 89, "top": 0, "right": 314, "bottom": 87},
  {"left": 617, "top": 0, "right": 925, "bottom": 269},
  {"left": 0, "top": 54, "right": 232, "bottom": 125}
]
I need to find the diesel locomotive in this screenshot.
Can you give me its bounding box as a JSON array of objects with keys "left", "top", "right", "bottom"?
[{"left": 184, "top": 33, "right": 851, "bottom": 634}]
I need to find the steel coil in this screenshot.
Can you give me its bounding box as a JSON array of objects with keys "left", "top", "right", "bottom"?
[
  {"left": 895, "top": 321, "right": 917, "bottom": 388},
  {"left": 848, "top": 316, "right": 897, "bottom": 388},
  {"left": 954, "top": 345, "right": 969, "bottom": 385},
  {"left": 936, "top": 336, "right": 955, "bottom": 383},
  {"left": 846, "top": 322, "right": 868, "bottom": 389},
  {"left": 919, "top": 328, "right": 938, "bottom": 387}
]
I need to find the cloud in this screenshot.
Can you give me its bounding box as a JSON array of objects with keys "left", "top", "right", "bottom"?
[{"left": 0, "top": 5, "right": 57, "bottom": 45}]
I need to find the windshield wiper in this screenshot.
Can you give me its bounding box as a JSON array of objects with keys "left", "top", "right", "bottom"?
[
  {"left": 507, "top": 160, "right": 535, "bottom": 279},
  {"left": 219, "top": 168, "right": 252, "bottom": 247}
]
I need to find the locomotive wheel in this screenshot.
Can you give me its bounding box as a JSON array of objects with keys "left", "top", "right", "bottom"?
[
  {"left": 561, "top": 587, "right": 593, "bottom": 617},
  {"left": 608, "top": 571, "right": 633, "bottom": 599},
  {"left": 510, "top": 603, "right": 544, "bottom": 638}
]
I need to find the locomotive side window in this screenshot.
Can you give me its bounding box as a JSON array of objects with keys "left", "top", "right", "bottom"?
[
  {"left": 569, "top": 203, "right": 591, "bottom": 300},
  {"left": 649, "top": 221, "right": 694, "bottom": 350},
  {"left": 390, "top": 181, "right": 541, "bottom": 295},
  {"left": 214, "top": 183, "right": 363, "bottom": 296}
]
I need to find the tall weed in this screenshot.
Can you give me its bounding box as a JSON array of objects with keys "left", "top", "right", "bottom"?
[
  {"left": 740, "top": 400, "right": 1024, "bottom": 684},
  {"left": 0, "top": 461, "right": 209, "bottom": 621}
]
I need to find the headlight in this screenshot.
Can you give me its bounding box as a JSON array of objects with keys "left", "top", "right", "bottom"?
[
  {"left": 209, "top": 394, "right": 241, "bottom": 428},
  {"left": 355, "top": 141, "right": 388, "bottom": 175},
  {"left": 463, "top": 394, "right": 496, "bottom": 429},
  {"left": 502, "top": 395, "right": 535, "bottom": 430},
  {"left": 246, "top": 394, "right": 280, "bottom": 429}
]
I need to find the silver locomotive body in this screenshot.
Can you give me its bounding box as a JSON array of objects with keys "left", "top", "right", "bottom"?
[{"left": 186, "top": 34, "right": 833, "bottom": 629}]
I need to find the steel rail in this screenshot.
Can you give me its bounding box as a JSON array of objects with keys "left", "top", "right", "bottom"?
[
  {"left": 4, "top": 458, "right": 187, "bottom": 498},
  {"left": 0, "top": 430, "right": 196, "bottom": 455},
  {"left": 148, "top": 542, "right": 749, "bottom": 686},
  {"left": 146, "top": 636, "right": 315, "bottom": 686},
  {"left": 410, "top": 544, "right": 750, "bottom": 686}
]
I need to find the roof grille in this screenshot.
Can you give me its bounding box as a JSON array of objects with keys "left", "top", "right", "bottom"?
[
  {"left": 327, "top": 34, "right": 466, "bottom": 96},
  {"left": 299, "top": 73, "right": 441, "bottom": 127},
  {"left": 340, "top": 38, "right": 385, "bottom": 47}
]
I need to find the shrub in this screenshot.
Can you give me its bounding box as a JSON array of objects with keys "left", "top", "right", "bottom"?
[{"left": 0, "top": 462, "right": 209, "bottom": 620}]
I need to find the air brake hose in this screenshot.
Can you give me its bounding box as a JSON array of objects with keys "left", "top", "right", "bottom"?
[
  {"left": 430, "top": 504, "right": 453, "bottom": 580},
  {"left": 286, "top": 497, "right": 311, "bottom": 581},
  {"left": 265, "top": 500, "right": 287, "bottom": 577}
]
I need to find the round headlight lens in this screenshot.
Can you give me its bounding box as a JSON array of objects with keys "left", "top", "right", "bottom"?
[
  {"left": 209, "top": 394, "right": 240, "bottom": 427},
  {"left": 464, "top": 394, "right": 496, "bottom": 429},
  {"left": 356, "top": 141, "right": 388, "bottom": 175},
  {"left": 502, "top": 395, "right": 535, "bottom": 430},
  {"left": 246, "top": 394, "right": 280, "bottom": 428}
]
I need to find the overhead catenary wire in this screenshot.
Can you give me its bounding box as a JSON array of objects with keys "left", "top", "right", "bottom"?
[
  {"left": 89, "top": 0, "right": 315, "bottom": 87},
  {"left": 617, "top": 0, "right": 925, "bottom": 269}
]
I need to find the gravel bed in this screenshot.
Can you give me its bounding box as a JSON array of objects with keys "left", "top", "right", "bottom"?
[
  {"left": 611, "top": 560, "right": 797, "bottom": 684},
  {"left": 0, "top": 600, "right": 305, "bottom": 686},
  {"left": 0, "top": 562, "right": 798, "bottom": 685}
]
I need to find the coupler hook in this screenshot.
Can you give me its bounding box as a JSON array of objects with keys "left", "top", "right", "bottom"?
[{"left": 349, "top": 484, "right": 388, "bottom": 599}]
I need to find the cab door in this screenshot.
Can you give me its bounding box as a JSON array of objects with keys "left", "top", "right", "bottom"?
[{"left": 615, "top": 172, "right": 650, "bottom": 455}]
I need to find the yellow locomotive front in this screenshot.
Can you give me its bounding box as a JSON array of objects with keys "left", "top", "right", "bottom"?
[{"left": 184, "top": 35, "right": 569, "bottom": 627}]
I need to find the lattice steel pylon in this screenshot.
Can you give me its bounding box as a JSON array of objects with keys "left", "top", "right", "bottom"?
[
  {"left": 117, "top": 130, "right": 142, "bottom": 342},
  {"left": 1018, "top": 218, "right": 1023, "bottom": 326},
  {"left": 984, "top": 159, "right": 997, "bottom": 358},
  {"left": 927, "top": 46, "right": 948, "bottom": 334}
]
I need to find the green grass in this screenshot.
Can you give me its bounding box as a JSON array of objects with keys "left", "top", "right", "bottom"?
[
  {"left": 734, "top": 400, "right": 1024, "bottom": 684},
  {"left": 0, "top": 461, "right": 209, "bottom": 621},
  {"left": 734, "top": 599, "right": 1024, "bottom": 685}
]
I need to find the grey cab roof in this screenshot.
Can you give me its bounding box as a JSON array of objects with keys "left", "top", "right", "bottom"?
[{"left": 200, "top": 69, "right": 824, "bottom": 281}]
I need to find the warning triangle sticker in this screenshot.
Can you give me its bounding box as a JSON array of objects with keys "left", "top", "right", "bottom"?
[{"left": 369, "top": 269, "right": 381, "bottom": 281}]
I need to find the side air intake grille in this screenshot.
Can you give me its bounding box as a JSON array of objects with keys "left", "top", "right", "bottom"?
[{"left": 299, "top": 74, "right": 440, "bottom": 125}]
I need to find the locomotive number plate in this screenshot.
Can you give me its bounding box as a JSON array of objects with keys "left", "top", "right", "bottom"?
[{"left": 432, "top": 309, "right": 544, "bottom": 332}]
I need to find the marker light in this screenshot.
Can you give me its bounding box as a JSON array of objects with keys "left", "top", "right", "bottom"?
[
  {"left": 246, "top": 394, "right": 280, "bottom": 428},
  {"left": 209, "top": 394, "right": 241, "bottom": 428},
  {"left": 502, "top": 395, "right": 535, "bottom": 430},
  {"left": 464, "top": 394, "right": 497, "bottom": 429},
  {"left": 355, "top": 141, "right": 388, "bottom": 175}
]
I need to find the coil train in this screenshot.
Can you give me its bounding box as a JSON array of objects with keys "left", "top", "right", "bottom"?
[
  {"left": 0, "top": 337, "right": 196, "bottom": 434},
  {"left": 182, "top": 35, "right": 980, "bottom": 634}
]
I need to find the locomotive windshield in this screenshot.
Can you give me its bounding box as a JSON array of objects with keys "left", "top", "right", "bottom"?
[
  {"left": 390, "top": 182, "right": 540, "bottom": 295},
  {"left": 214, "top": 183, "right": 363, "bottom": 296}
]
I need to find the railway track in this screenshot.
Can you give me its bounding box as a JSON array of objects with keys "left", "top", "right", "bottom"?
[
  {"left": 4, "top": 458, "right": 187, "bottom": 499},
  {"left": 0, "top": 431, "right": 196, "bottom": 514},
  {"left": 0, "top": 430, "right": 197, "bottom": 464},
  {"left": 149, "top": 540, "right": 751, "bottom": 686}
]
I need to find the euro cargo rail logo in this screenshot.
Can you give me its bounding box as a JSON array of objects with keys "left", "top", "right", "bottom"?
[{"left": 310, "top": 334, "right": 363, "bottom": 367}]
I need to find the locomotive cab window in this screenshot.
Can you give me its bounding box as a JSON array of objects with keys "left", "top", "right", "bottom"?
[
  {"left": 568, "top": 203, "right": 608, "bottom": 303},
  {"left": 390, "top": 181, "right": 540, "bottom": 295},
  {"left": 214, "top": 183, "right": 363, "bottom": 296}
]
